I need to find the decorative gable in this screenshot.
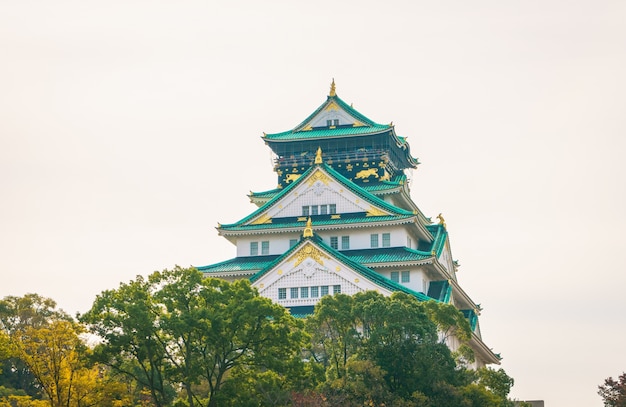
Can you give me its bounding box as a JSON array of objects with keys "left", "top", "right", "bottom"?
[
  {"left": 245, "top": 166, "right": 394, "bottom": 225},
  {"left": 299, "top": 100, "right": 366, "bottom": 129},
  {"left": 252, "top": 240, "right": 392, "bottom": 308}
]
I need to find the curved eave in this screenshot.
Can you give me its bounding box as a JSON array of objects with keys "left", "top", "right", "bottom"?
[
  {"left": 470, "top": 333, "right": 501, "bottom": 365},
  {"left": 218, "top": 214, "right": 418, "bottom": 235},
  {"left": 263, "top": 124, "right": 392, "bottom": 142}
]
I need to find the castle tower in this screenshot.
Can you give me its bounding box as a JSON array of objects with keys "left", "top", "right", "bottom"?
[{"left": 198, "top": 81, "right": 499, "bottom": 368}]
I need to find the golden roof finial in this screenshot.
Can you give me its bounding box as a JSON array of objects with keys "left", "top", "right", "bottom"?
[
  {"left": 303, "top": 217, "right": 314, "bottom": 238},
  {"left": 315, "top": 147, "right": 323, "bottom": 164},
  {"left": 437, "top": 213, "right": 446, "bottom": 229},
  {"left": 329, "top": 78, "right": 336, "bottom": 97}
]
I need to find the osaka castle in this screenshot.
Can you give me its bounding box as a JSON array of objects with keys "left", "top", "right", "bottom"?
[{"left": 198, "top": 80, "right": 500, "bottom": 368}]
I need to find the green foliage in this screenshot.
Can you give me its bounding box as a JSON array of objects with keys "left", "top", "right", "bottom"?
[
  {"left": 1, "top": 282, "right": 522, "bottom": 407},
  {"left": 599, "top": 373, "right": 626, "bottom": 407},
  {"left": 82, "top": 266, "right": 304, "bottom": 407}
]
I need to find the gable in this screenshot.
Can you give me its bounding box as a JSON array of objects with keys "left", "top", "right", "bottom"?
[
  {"left": 252, "top": 240, "right": 393, "bottom": 306},
  {"left": 302, "top": 100, "right": 367, "bottom": 129},
  {"left": 246, "top": 167, "right": 395, "bottom": 225}
]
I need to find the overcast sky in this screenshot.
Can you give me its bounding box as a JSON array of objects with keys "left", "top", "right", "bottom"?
[{"left": 1, "top": 1, "right": 625, "bottom": 406}]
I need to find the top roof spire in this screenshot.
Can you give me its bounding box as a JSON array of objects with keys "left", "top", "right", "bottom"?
[{"left": 329, "top": 78, "right": 336, "bottom": 97}]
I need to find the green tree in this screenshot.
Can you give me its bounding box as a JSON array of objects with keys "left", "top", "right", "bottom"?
[
  {"left": 305, "top": 294, "right": 359, "bottom": 380},
  {"left": 599, "top": 373, "right": 626, "bottom": 407},
  {"left": 82, "top": 267, "right": 304, "bottom": 407},
  {"left": 80, "top": 275, "right": 174, "bottom": 407}
]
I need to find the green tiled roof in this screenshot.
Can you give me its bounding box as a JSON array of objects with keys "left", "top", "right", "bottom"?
[
  {"left": 264, "top": 124, "right": 391, "bottom": 141},
  {"left": 197, "top": 255, "right": 279, "bottom": 273},
  {"left": 426, "top": 224, "right": 448, "bottom": 257},
  {"left": 250, "top": 235, "right": 432, "bottom": 302},
  {"left": 219, "top": 213, "right": 415, "bottom": 232},
  {"left": 341, "top": 247, "right": 432, "bottom": 264},
  {"left": 219, "top": 163, "right": 415, "bottom": 230},
  {"left": 264, "top": 94, "right": 381, "bottom": 140}
]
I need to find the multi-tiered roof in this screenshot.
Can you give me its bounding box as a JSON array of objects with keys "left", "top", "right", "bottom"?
[{"left": 198, "top": 81, "right": 499, "bottom": 367}]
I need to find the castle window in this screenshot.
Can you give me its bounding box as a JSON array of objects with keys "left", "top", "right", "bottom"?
[
  {"left": 401, "top": 271, "right": 410, "bottom": 283},
  {"left": 302, "top": 206, "right": 310, "bottom": 216},
  {"left": 261, "top": 241, "right": 270, "bottom": 255},
  {"left": 278, "top": 288, "right": 286, "bottom": 300},
  {"left": 290, "top": 287, "right": 299, "bottom": 299},
  {"left": 326, "top": 119, "right": 332, "bottom": 126},
  {"left": 333, "top": 119, "right": 339, "bottom": 126},
  {"left": 311, "top": 205, "right": 319, "bottom": 215},
  {"left": 330, "top": 236, "right": 338, "bottom": 249},
  {"left": 250, "top": 242, "right": 258, "bottom": 256},
  {"left": 390, "top": 271, "right": 399, "bottom": 283},
  {"left": 301, "top": 287, "right": 309, "bottom": 298},
  {"left": 320, "top": 205, "right": 328, "bottom": 215},
  {"left": 329, "top": 204, "right": 336, "bottom": 214},
  {"left": 320, "top": 285, "right": 329, "bottom": 296},
  {"left": 370, "top": 234, "right": 379, "bottom": 248},
  {"left": 311, "top": 286, "right": 319, "bottom": 297},
  {"left": 333, "top": 285, "right": 341, "bottom": 294},
  {"left": 382, "top": 233, "right": 391, "bottom": 247},
  {"left": 341, "top": 236, "right": 350, "bottom": 250}
]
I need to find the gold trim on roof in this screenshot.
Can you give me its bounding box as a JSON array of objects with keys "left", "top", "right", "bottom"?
[
  {"left": 292, "top": 243, "right": 330, "bottom": 267},
  {"left": 315, "top": 147, "right": 323, "bottom": 164},
  {"left": 303, "top": 217, "right": 313, "bottom": 238},
  {"left": 437, "top": 213, "right": 446, "bottom": 229},
  {"left": 251, "top": 214, "right": 272, "bottom": 225},
  {"left": 306, "top": 169, "right": 331, "bottom": 186},
  {"left": 366, "top": 206, "right": 388, "bottom": 217},
  {"left": 329, "top": 78, "right": 336, "bottom": 97}
]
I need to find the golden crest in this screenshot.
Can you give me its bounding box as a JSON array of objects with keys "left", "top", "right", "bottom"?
[
  {"left": 306, "top": 169, "right": 331, "bottom": 186},
  {"left": 291, "top": 243, "right": 330, "bottom": 267}
]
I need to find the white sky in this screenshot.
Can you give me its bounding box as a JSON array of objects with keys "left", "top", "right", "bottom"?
[{"left": 1, "top": 1, "right": 625, "bottom": 405}]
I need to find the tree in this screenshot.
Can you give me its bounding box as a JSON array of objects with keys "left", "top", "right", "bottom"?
[
  {"left": 599, "top": 373, "right": 626, "bottom": 407},
  {"left": 0, "top": 294, "right": 73, "bottom": 399},
  {"left": 80, "top": 275, "right": 174, "bottom": 407},
  {"left": 82, "top": 267, "right": 305, "bottom": 407}
]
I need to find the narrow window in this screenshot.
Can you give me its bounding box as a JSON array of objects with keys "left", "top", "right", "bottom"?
[
  {"left": 302, "top": 206, "right": 310, "bottom": 216},
  {"left": 250, "top": 242, "right": 258, "bottom": 256},
  {"left": 401, "top": 271, "right": 410, "bottom": 283},
  {"left": 330, "top": 236, "right": 338, "bottom": 249},
  {"left": 278, "top": 288, "right": 286, "bottom": 300},
  {"left": 301, "top": 287, "right": 309, "bottom": 298},
  {"left": 311, "top": 205, "right": 319, "bottom": 215},
  {"left": 382, "top": 233, "right": 391, "bottom": 247},
  {"left": 289, "top": 239, "right": 298, "bottom": 248},
  {"left": 326, "top": 119, "right": 332, "bottom": 127},
  {"left": 311, "top": 286, "right": 319, "bottom": 298},
  {"left": 320, "top": 286, "right": 329, "bottom": 296},
  {"left": 329, "top": 204, "right": 337, "bottom": 214},
  {"left": 341, "top": 236, "right": 350, "bottom": 250},
  {"left": 320, "top": 204, "right": 328, "bottom": 215},
  {"left": 333, "top": 119, "right": 339, "bottom": 126},
  {"left": 390, "top": 271, "right": 399, "bottom": 283},
  {"left": 261, "top": 241, "right": 270, "bottom": 255},
  {"left": 333, "top": 285, "right": 341, "bottom": 294},
  {"left": 370, "top": 234, "right": 379, "bottom": 248},
  {"left": 290, "top": 287, "right": 299, "bottom": 299}
]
